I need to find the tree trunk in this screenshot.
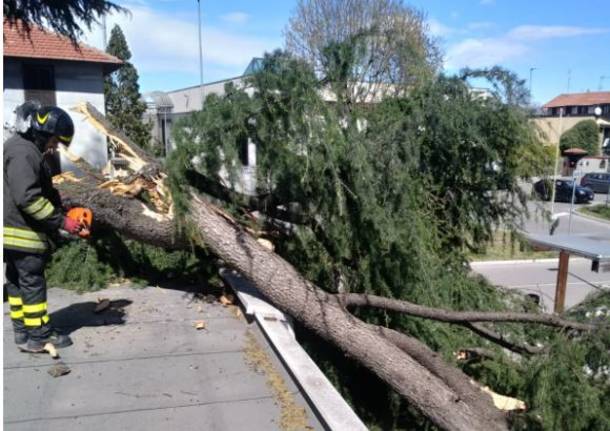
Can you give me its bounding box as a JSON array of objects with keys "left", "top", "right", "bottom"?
[
  {"left": 54, "top": 103, "right": 509, "bottom": 431},
  {"left": 57, "top": 178, "right": 507, "bottom": 431}
]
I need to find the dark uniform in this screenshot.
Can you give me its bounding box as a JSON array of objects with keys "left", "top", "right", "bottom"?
[
  {"left": 4, "top": 132, "right": 65, "bottom": 342},
  {"left": 5, "top": 105, "right": 83, "bottom": 352}
]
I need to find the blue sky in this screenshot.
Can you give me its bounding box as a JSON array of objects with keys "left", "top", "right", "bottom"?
[{"left": 83, "top": 0, "right": 610, "bottom": 105}]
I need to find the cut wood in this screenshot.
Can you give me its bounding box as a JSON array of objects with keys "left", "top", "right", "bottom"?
[{"left": 94, "top": 298, "right": 111, "bottom": 314}]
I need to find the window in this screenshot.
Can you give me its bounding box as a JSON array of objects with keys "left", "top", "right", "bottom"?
[
  {"left": 23, "top": 64, "right": 56, "bottom": 105},
  {"left": 238, "top": 134, "right": 249, "bottom": 166}
]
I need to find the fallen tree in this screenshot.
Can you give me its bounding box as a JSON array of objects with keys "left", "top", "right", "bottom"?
[{"left": 52, "top": 102, "right": 604, "bottom": 431}]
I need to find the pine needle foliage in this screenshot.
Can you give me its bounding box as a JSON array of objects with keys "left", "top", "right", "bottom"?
[
  {"left": 4, "top": 0, "right": 127, "bottom": 42},
  {"left": 46, "top": 230, "right": 219, "bottom": 292},
  {"left": 166, "top": 47, "right": 608, "bottom": 429}
]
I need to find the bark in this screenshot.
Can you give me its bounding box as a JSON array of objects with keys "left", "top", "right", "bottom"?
[
  {"left": 370, "top": 325, "right": 495, "bottom": 409},
  {"left": 55, "top": 103, "right": 515, "bottom": 431},
  {"left": 186, "top": 193, "right": 508, "bottom": 431},
  {"left": 341, "top": 293, "right": 594, "bottom": 331},
  {"left": 56, "top": 179, "right": 186, "bottom": 250},
  {"left": 465, "top": 322, "right": 546, "bottom": 355}
]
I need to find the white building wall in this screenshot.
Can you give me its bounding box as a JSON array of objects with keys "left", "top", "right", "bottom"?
[
  {"left": 3, "top": 59, "right": 25, "bottom": 127},
  {"left": 3, "top": 59, "right": 108, "bottom": 171},
  {"left": 54, "top": 62, "right": 108, "bottom": 169},
  {"left": 167, "top": 77, "right": 247, "bottom": 114}
]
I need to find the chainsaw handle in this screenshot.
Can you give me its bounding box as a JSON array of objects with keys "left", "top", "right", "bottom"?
[{"left": 66, "top": 207, "right": 93, "bottom": 238}]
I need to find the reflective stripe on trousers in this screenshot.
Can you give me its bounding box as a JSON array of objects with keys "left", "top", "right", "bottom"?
[{"left": 4, "top": 249, "right": 52, "bottom": 339}]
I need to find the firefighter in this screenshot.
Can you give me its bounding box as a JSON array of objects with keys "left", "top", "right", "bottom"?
[{"left": 4, "top": 104, "right": 85, "bottom": 352}]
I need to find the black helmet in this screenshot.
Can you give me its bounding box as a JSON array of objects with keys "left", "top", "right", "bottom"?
[{"left": 31, "top": 106, "right": 74, "bottom": 145}]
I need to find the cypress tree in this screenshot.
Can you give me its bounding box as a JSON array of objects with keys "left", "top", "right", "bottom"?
[{"left": 104, "top": 24, "right": 151, "bottom": 150}]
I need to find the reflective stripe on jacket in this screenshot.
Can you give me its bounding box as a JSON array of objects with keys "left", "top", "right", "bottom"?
[{"left": 3, "top": 133, "right": 63, "bottom": 253}]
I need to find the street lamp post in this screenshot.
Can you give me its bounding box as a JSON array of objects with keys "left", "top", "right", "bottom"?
[
  {"left": 594, "top": 106, "right": 610, "bottom": 205},
  {"left": 197, "top": 0, "right": 204, "bottom": 103}
]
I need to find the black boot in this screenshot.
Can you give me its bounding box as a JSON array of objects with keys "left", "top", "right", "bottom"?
[
  {"left": 12, "top": 319, "right": 28, "bottom": 346},
  {"left": 22, "top": 332, "right": 73, "bottom": 353},
  {"left": 14, "top": 330, "right": 28, "bottom": 346}
]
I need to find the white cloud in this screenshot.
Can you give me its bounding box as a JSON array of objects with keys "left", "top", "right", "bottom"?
[
  {"left": 428, "top": 18, "right": 454, "bottom": 37},
  {"left": 82, "top": 5, "right": 279, "bottom": 77},
  {"left": 508, "top": 25, "right": 609, "bottom": 41},
  {"left": 444, "top": 24, "right": 609, "bottom": 70},
  {"left": 221, "top": 12, "right": 250, "bottom": 24},
  {"left": 445, "top": 38, "right": 527, "bottom": 69}
]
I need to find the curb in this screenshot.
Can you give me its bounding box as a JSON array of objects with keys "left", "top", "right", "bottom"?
[
  {"left": 219, "top": 268, "right": 368, "bottom": 431},
  {"left": 574, "top": 207, "right": 610, "bottom": 225}
]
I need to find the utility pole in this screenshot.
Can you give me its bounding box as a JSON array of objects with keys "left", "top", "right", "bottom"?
[
  {"left": 529, "top": 67, "right": 536, "bottom": 99},
  {"left": 567, "top": 69, "right": 571, "bottom": 93},
  {"left": 550, "top": 107, "right": 565, "bottom": 217},
  {"left": 600, "top": 76, "right": 607, "bottom": 91},
  {"left": 197, "top": 0, "right": 204, "bottom": 104},
  {"left": 102, "top": 14, "right": 107, "bottom": 49}
]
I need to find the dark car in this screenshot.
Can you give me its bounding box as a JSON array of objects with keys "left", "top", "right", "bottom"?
[
  {"left": 533, "top": 179, "right": 594, "bottom": 203},
  {"left": 581, "top": 172, "right": 610, "bottom": 193}
]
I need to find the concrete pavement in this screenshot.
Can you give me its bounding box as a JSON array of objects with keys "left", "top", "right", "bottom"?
[{"left": 3, "top": 285, "right": 325, "bottom": 431}]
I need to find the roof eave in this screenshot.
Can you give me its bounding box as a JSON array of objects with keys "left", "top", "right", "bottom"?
[{"left": 4, "top": 54, "right": 123, "bottom": 73}]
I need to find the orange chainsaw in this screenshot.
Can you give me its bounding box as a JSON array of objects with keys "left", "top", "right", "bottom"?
[{"left": 66, "top": 207, "right": 93, "bottom": 238}]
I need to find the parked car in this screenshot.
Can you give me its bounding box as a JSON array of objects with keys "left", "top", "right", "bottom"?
[
  {"left": 580, "top": 172, "right": 610, "bottom": 193},
  {"left": 533, "top": 179, "right": 594, "bottom": 203}
]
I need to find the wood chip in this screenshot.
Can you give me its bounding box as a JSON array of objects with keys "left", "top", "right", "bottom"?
[
  {"left": 94, "top": 298, "right": 111, "bottom": 313},
  {"left": 197, "top": 305, "right": 204, "bottom": 313},
  {"left": 257, "top": 238, "right": 275, "bottom": 251},
  {"left": 231, "top": 305, "right": 243, "bottom": 319},
  {"left": 219, "top": 294, "right": 235, "bottom": 306},
  {"left": 480, "top": 386, "right": 526, "bottom": 411},
  {"left": 193, "top": 320, "right": 206, "bottom": 330},
  {"left": 44, "top": 342, "right": 59, "bottom": 359},
  {"left": 455, "top": 351, "right": 468, "bottom": 361},
  {"left": 48, "top": 362, "right": 71, "bottom": 377},
  {"left": 52, "top": 171, "right": 81, "bottom": 184}
]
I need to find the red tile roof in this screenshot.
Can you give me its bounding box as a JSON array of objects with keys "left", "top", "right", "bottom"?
[
  {"left": 543, "top": 91, "right": 610, "bottom": 108},
  {"left": 3, "top": 20, "right": 122, "bottom": 67}
]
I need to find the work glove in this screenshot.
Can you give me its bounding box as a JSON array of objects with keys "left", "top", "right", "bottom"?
[{"left": 63, "top": 216, "right": 81, "bottom": 235}]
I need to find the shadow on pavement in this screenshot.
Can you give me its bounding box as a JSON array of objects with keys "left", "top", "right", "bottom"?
[{"left": 49, "top": 299, "right": 132, "bottom": 335}]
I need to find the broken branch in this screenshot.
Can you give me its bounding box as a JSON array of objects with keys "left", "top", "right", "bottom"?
[{"left": 340, "top": 293, "right": 594, "bottom": 331}]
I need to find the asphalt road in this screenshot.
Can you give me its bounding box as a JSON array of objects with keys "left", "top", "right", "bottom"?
[
  {"left": 473, "top": 186, "right": 610, "bottom": 311},
  {"left": 472, "top": 259, "right": 610, "bottom": 312},
  {"left": 522, "top": 189, "right": 610, "bottom": 239}
]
